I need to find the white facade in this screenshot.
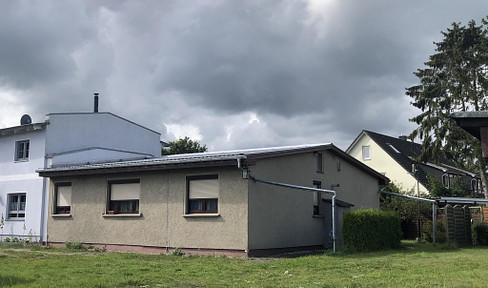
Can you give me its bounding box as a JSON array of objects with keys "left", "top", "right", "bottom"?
[{"left": 0, "top": 113, "right": 161, "bottom": 242}]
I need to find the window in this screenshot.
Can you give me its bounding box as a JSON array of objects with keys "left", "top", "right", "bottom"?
[
  {"left": 471, "top": 179, "right": 478, "bottom": 192},
  {"left": 8, "top": 193, "right": 26, "bottom": 219},
  {"left": 15, "top": 140, "right": 30, "bottom": 161},
  {"left": 316, "top": 153, "right": 323, "bottom": 173},
  {"left": 362, "top": 146, "right": 371, "bottom": 160},
  {"left": 313, "top": 180, "right": 321, "bottom": 215},
  {"left": 54, "top": 182, "right": 72, "bottom": 214},
  {"left": 387, "top": 143, "right": 401, "bottom": 154},
  {"left": 108, "top": 179, "right": 140, "bottom": 214},
  {"left": 442, "top": 174, "right": 449, "bottom": 188},
  {"left": 187, "top": 175, "right": 218, "bottom": 214}
]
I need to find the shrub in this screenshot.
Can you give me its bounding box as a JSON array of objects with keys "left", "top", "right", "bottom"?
[
  {"left": 422, "top": 219, "right": 446, "bottom": 243},
  {"left": 169, "top": 248, "right": 185, "bottom": 256},
  {"left": 342, "top": 209, "right": 401, "bottom": 252},
  {"left": 65, "top": 241, "right": 87, "bottom": 250},
  {"left": 472, "top": 222, "right": 488, "bottom": 245}
]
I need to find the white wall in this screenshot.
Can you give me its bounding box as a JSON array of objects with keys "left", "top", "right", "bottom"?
[
  {"left": 0, "top": 129, "right": 46, "bottom": 241},
  {"left": 348, "top": 134, "right": 429, "bottom": 194}
]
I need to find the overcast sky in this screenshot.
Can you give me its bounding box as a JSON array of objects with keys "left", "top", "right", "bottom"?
[{"left": 1, "top": 1, "right": 487, "bottom": 151}]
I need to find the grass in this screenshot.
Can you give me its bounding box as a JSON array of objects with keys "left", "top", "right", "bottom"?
[{"left": 1, "top": 241, "right": 488, "bottom": 287}]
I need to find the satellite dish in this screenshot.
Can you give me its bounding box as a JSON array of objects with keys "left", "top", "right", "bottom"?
[{"left": 20, "top": 114, "right": 32, "bottom": 125}]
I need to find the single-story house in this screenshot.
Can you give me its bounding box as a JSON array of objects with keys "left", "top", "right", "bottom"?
[{"left": 38, "top": 143, "right": 388, "bottom": 256}]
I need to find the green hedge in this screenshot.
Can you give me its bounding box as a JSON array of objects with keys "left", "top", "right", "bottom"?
[
  {"left": 342, "top": 209, "right": 402, "bottom": 252},
  {"left": 472, "top": 222, "right": 488, "bottom": 246}
]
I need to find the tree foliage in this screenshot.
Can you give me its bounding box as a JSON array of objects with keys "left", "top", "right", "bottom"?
[
  {"left": 380, "top": 182, "right": 432, "bottom": 221},
  {"left": 426, "top": 174, "right": 471, "bottom": 197},
  {"left": 162, "top": 137, "right": 207, "bottom": 155},
  {"left": 407, "top": 18, "right": 488, "bottom": 196}
]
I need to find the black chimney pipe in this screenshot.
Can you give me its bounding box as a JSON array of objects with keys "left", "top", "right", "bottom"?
[{"left": 94, "top": 92, "right": 99, "bottom": 113}]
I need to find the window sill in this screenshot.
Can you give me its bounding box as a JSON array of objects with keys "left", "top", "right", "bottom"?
[
  {"left": 5, "top": 218, "right": 25, "bottom": 222},
  {"left": 183, "top": 213, "right": 220, "bottom": 218},
  {"left": 102, "top": 213, "right": 142, "bottom": 218},
  {"left": 313, "top": 214, "right": 325, "bottom": 218},
  {"left": 14, "top": 159, "right": 29, "bottom": 163},
  {"left": 52, "top": 214, "right": 72, "bottom": 218}
]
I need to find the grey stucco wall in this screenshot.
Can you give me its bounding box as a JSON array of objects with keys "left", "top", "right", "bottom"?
[
  {"left": 248, "top": 152, "right": 328, "bottom": 250},
  {"left": 47, "top": 167, "right": 249, "bottom": 251},
  {"left": 247, "top": 150, "right": 381, "bottom": 250}
]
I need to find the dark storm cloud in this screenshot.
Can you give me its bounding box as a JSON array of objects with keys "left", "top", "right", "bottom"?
[
  {"left": 0, "top": 2, "right": 95, "bottom": 88},
  {"left": 1, "top": 0, "right": 488, "bottom": 150}
]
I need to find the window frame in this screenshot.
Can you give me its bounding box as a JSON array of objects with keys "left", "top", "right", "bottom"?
[
  {"left": 107, "top": 179, "right": 140, "bottom": 214},
  {"left": 14, "top": 139, "right": 30, "bottom": 162},
  {"left": 313, "top": 180, "right": 322, "bottom": 216},
  {"left": 7, "top": 193, "right": 26, "bottom": 220},
  {"left": 54, "top": 182, "right": 72, "bottom": 214},
  {"left": 316, "top": 153, "right": 324, "bottom": 173},
  {"left": 186, "top": 174, "right": 219, "bottom": 214},
  {"left": 362, "top": 146, "right": 371, "bottom": 160}
]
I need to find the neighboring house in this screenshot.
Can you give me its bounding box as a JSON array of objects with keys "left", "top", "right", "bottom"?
[
  {"left": 38, "top": 143, "right": 388, "bottom": 256},
  {"left": 0, "top": 112, "right": 161, "bottom": 242},
  {"left": 346, "top": 130, "right": 481, "bottom": 196}
]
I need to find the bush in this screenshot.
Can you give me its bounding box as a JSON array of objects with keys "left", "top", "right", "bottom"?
[
  {"left": 423, "top": 219, "right": 446, "bottom": 243},
  {"left": 65, "top": 241, "right": 86, "bottom": 250},
  {"left": 472, "top": 222, "right": 488, "bottom": 245},
  {"left": 343, "top": 209, "right": 402, "bottom": 252},
  {"left": 169, "top": 248, "right": 185, "bottom": 256}
]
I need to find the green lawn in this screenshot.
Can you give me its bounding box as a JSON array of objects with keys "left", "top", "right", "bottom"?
[{"left": 1, "top": 242, "right": 488, "bottom": 287}]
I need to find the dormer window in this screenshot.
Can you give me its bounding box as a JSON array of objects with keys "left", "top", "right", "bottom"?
[{"left": 15, "top": 140, "right": 30, "bottom": 161}]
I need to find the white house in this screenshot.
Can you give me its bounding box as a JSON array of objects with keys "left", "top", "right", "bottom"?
[
  {"left": 346, "top": 130, "right": 481, "bottom": 195},
  {"left": 0, "top": 111, "right": 161, "bottom": 242}
]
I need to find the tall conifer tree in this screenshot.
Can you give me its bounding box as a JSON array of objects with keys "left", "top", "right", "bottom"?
[{"left": 407, "top": 18, "right": 488, "bottom": 197}]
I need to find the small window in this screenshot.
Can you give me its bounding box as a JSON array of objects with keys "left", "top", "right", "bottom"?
[
  {"left": 54, "top": 182, "right": 72, "bottom": 214},
  {"left": 8, "top": 193, "right": 26, "bottom": 219},
  {"left": 313, "top": 180, "right": 321, "bottom": 215},
  {"left": 442, "top": 174, "right": 449, "bottom": 188},
  {"left": 187, "top": 175, "right": 219, "bottom": 214},
  {"left": 316, "top": 153, "right": 323, "bottom": 173},
  {"left": 108, "top": 179, "right": 140, "bottom": 214},
  {"left": 471, "top": 179, "right": 478, "bottom": 192},
  {"left": 387, "top": 143, "right": 401, "bottom": 154},
  {"left": 15, "top": 140, "right": 30, "bottom": 161},
  {"left": 362, "top": 146, "right": 371, "bottom": 160}
]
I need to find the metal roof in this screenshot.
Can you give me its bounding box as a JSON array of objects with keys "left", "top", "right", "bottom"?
[{"left": 37, "top": 143, "right": 332, "bottom": 174}]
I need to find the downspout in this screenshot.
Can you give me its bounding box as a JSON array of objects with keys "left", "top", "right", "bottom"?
[{"left": 40, "top": 156, "right": 52, "bottom": 244}]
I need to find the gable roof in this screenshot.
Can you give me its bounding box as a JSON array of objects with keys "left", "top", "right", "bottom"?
[
  {"left": 347, "top": 130, "right": 478, "bottom": 189},
  {"left": 37, "top": 143, "right": 388, "bottom": 184}
]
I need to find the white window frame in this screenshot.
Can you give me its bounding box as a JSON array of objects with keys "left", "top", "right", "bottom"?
[
  {"left": 7, "top": 193, "right": 26, "bottom": 220},
  {"left": 362, "top": 146, "right": 371, "bottom": 160},
  {"left": 14, "top": 139, "right": 30, "bottom": 162}
]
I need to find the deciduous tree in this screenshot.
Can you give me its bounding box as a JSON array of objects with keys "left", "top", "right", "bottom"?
[{"left": 162, "top": 137, "right": 208, "bottom": 155}]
